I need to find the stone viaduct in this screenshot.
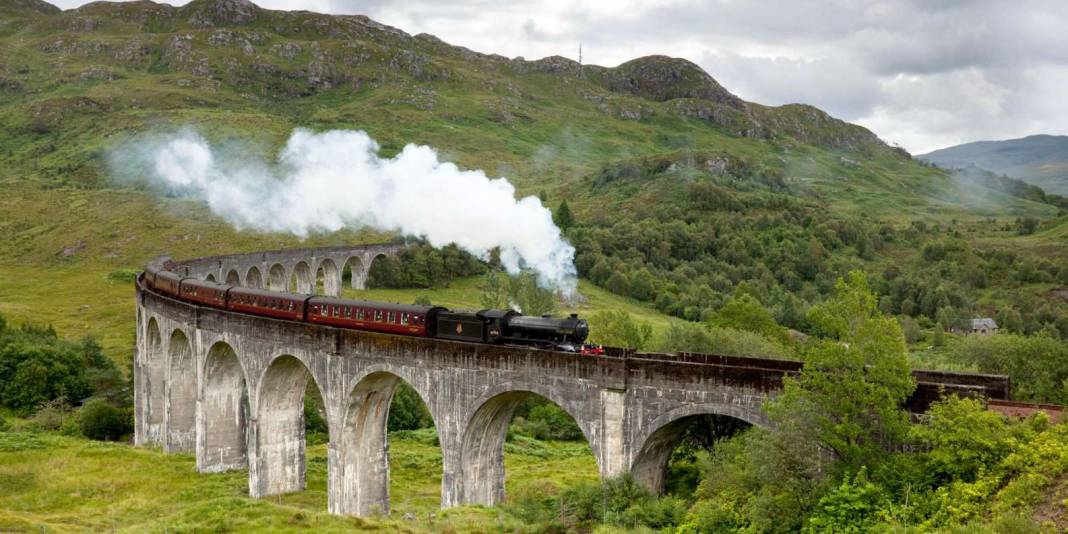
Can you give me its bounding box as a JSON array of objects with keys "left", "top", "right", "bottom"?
[
  {"left": 135, "top": 245, "right": 1012, "bottom": 517},
  {"left": 172, "top": 243, "right": 406, "bottom": 296}
]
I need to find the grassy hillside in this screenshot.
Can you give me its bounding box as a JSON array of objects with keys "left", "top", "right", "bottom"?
[
  {"left": 0, "top": 429, "right": 599, "bottom": 532},
  {"left": 0, "top": 0, "right": 1065, "bottom": 360}
]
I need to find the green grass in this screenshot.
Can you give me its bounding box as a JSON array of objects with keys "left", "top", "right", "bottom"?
[{"left": 0, "top": 430, "right": 599, "bottom": 533}]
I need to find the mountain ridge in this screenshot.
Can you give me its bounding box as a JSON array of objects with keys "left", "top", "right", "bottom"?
[
  {"left": 920, "top": 134, "right": 1068, "bottom": 195},
  {"left": 1, "top": 0, "right": 890, "bottom": 155}
]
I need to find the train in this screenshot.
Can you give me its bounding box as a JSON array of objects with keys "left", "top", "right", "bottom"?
[{"left": 142, "top": 263, "right": 603, "bottom": 354}]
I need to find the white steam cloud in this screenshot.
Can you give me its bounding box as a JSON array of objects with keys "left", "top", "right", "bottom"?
[{"left": 116, "top": 128, "right": 577, "bottom": 295}]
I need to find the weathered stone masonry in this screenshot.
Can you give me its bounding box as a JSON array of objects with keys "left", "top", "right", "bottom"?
[
  {"left": 173, "top": 243, "right": 406, "bottom": 294},
  {"left": 135, "top": 246, "right": 1011, "bottom": 518}
]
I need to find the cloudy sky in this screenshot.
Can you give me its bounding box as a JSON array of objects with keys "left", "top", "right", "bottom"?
[{"left": 54, "top": 0, "right": 1068, "bottom": 153}]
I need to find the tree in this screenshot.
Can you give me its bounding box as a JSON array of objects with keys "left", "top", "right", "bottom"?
[
  {"left": 554, "top": 200, "right": 574, "bottom": 231},
  {"left": 996, "top": 308, "right": 1024, "bottom": 334},
  {"left": 0, "top": 320, "right": 122, "bottom": 414},
  {"left": 388, "top": 383, "right": 433, "bottom": 431},
  {"left": 709, "top": 294, "right": 788, "bottom": 343},
  {"left": 772, "top": 271, "right": 915, "bottom": 470},
  {"left": 1016, "top": 216, "right": 1039, "bottom": 235},
  {"left": 950, "top": 334, "right": 1068, "bottom": 403},
  {"left": 629, "top": 268, "right": 656, "bottom": 301},
  {"left": 479, "top": 271, "right": 557, "bottom": 316},
  {"left": 932, "top": 322, "right": 946, "bottom": 347},
  {"left": 910, "top": 396, "right": 1021, "bottom": 485},
  {"left": 654, "top": 322, "right": 792, "bottom": 360},
  {"left": 589, "top": 310, "right": 653, "bottom": 350}
]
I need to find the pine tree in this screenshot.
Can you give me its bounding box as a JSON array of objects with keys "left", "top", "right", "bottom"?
[
  {"left": 932, "top": 322, "right": 946, "bottom": 347},
  {"left": 554, "top": 200, "right": 574, "bottom": 231}
]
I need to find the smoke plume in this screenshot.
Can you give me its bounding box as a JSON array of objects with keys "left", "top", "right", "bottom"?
[{"left": 113, "top": 128, "right": 577, "bottom": 295}]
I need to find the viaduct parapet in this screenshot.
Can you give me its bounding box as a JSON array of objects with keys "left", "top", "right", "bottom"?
[
  {"left": 135, "top": 245, "right": 1011, "bottom": 517},
  {"left": 173, "top": 243, "right": 406, "bottom": 295}
]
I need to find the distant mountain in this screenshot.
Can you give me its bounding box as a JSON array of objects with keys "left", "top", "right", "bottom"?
[{"left": 919, "top": 135, "right": 1068, "bottom": 195}]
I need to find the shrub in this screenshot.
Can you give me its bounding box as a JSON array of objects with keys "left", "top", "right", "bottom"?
[
  {"left": 910, "top": 397, "right": 1024, "bottom": 485},
  {"left": 79, "top": 398, "right": 132, "bottom": 440},
  {"left": 0, "top": 414, "right": 8, "bottom": 432},
  {"left": 30, "top": 397, "right": 75, "bottom": 432},
  {"left": 0, "top": 322, "right": 122, "bottom": 414},
  {"left": 805, "top": 469, "right": 886, "bottom": 533},
  {"left": 107, "top": 268, "right": 141, "bottom": 282}
]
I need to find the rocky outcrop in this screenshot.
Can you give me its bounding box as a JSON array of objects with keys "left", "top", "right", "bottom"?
[
  {"left": 593, "top": 56, "right": 745, "bottom": 109},
  {"left": 0, "top": 0, "right": 60, "bottom": 17},
  {"left": 748, "top": 103, "right": 885, "bottom": 153},
  {"left": 180, "top": 0, "right": 258, "bottom": 27}
]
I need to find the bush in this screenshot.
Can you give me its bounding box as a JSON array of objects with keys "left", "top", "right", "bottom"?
[
  {"left": 510, "top": 400, "right": 583, "bottom": 441},
  {"left": 564, "top": 474, "right": 655, "bottom": 526},
  {"left": 0, "top": 414, "right": 8, "bottom": 432},
  {"left": 30, "top": 397, "right": 76, "bottom": 433},
  {"left": 78, "top": 398, "right": 131, "bottom": 440},
  {"left": 806, "top": 469, "right": 885, "bottom": 533},
  {"left": 107, "top": 268, "right": 141, "bottom": 282},
  {"left": 0, "top": 321, "right": 123, "bottom": 414}
]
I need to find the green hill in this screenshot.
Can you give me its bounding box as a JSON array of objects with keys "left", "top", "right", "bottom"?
[
  {"left": 920, "top": 134, "right": 1068, "bottom": 195},
  {"left": 0, "top": 0, "right": 1066, "bottom": 357}
]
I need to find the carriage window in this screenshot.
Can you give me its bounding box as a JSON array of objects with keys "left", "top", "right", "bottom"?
[
  {"left": 333, "top": 306, "right": 340, "bottom": 317},
  {"left": 375, "top": 310, "right": 382, "bottom": 321},
  {"left": 357, "top": 309, "right": 365, "bottom": 320},
  {"left": 343, "top": 307, "right": 351, "bottom": 318},
  {"left": 401, "top": 313, "right": 409, "bottom": 325}
]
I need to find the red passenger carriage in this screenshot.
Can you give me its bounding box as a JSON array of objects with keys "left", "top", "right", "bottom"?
[
  {"left": 227, "top": 287, "right": 308, "bottom": 321},
  {"left": 306, "top": 297, "right": 441, "bottom": 336}
]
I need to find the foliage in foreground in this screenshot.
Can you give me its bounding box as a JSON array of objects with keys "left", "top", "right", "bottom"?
[
  {"left": 677, "top": 273, "right": 1068, "bottom": 533},
  {"left": 950, "top": 333, "right": 1068, "bottom": 404},
  {"left": 0, "top": 314, "right": 124, "bottom": 415}
]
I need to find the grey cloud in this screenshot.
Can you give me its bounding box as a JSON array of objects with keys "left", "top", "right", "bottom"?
[{"left": 700, "top": 51, "right": 885, "bottom": 120}]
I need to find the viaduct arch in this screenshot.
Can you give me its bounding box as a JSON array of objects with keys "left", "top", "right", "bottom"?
[
  {"left": 171, "top": 244, "right": 406, "bottom": 296},
  {"left": 136, "top": 246, "right": 1012, "bottom": 518}
]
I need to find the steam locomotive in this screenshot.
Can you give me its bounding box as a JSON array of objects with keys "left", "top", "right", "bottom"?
[{"left": 142, "top": 264, "right": 601, "bottom": 354}]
